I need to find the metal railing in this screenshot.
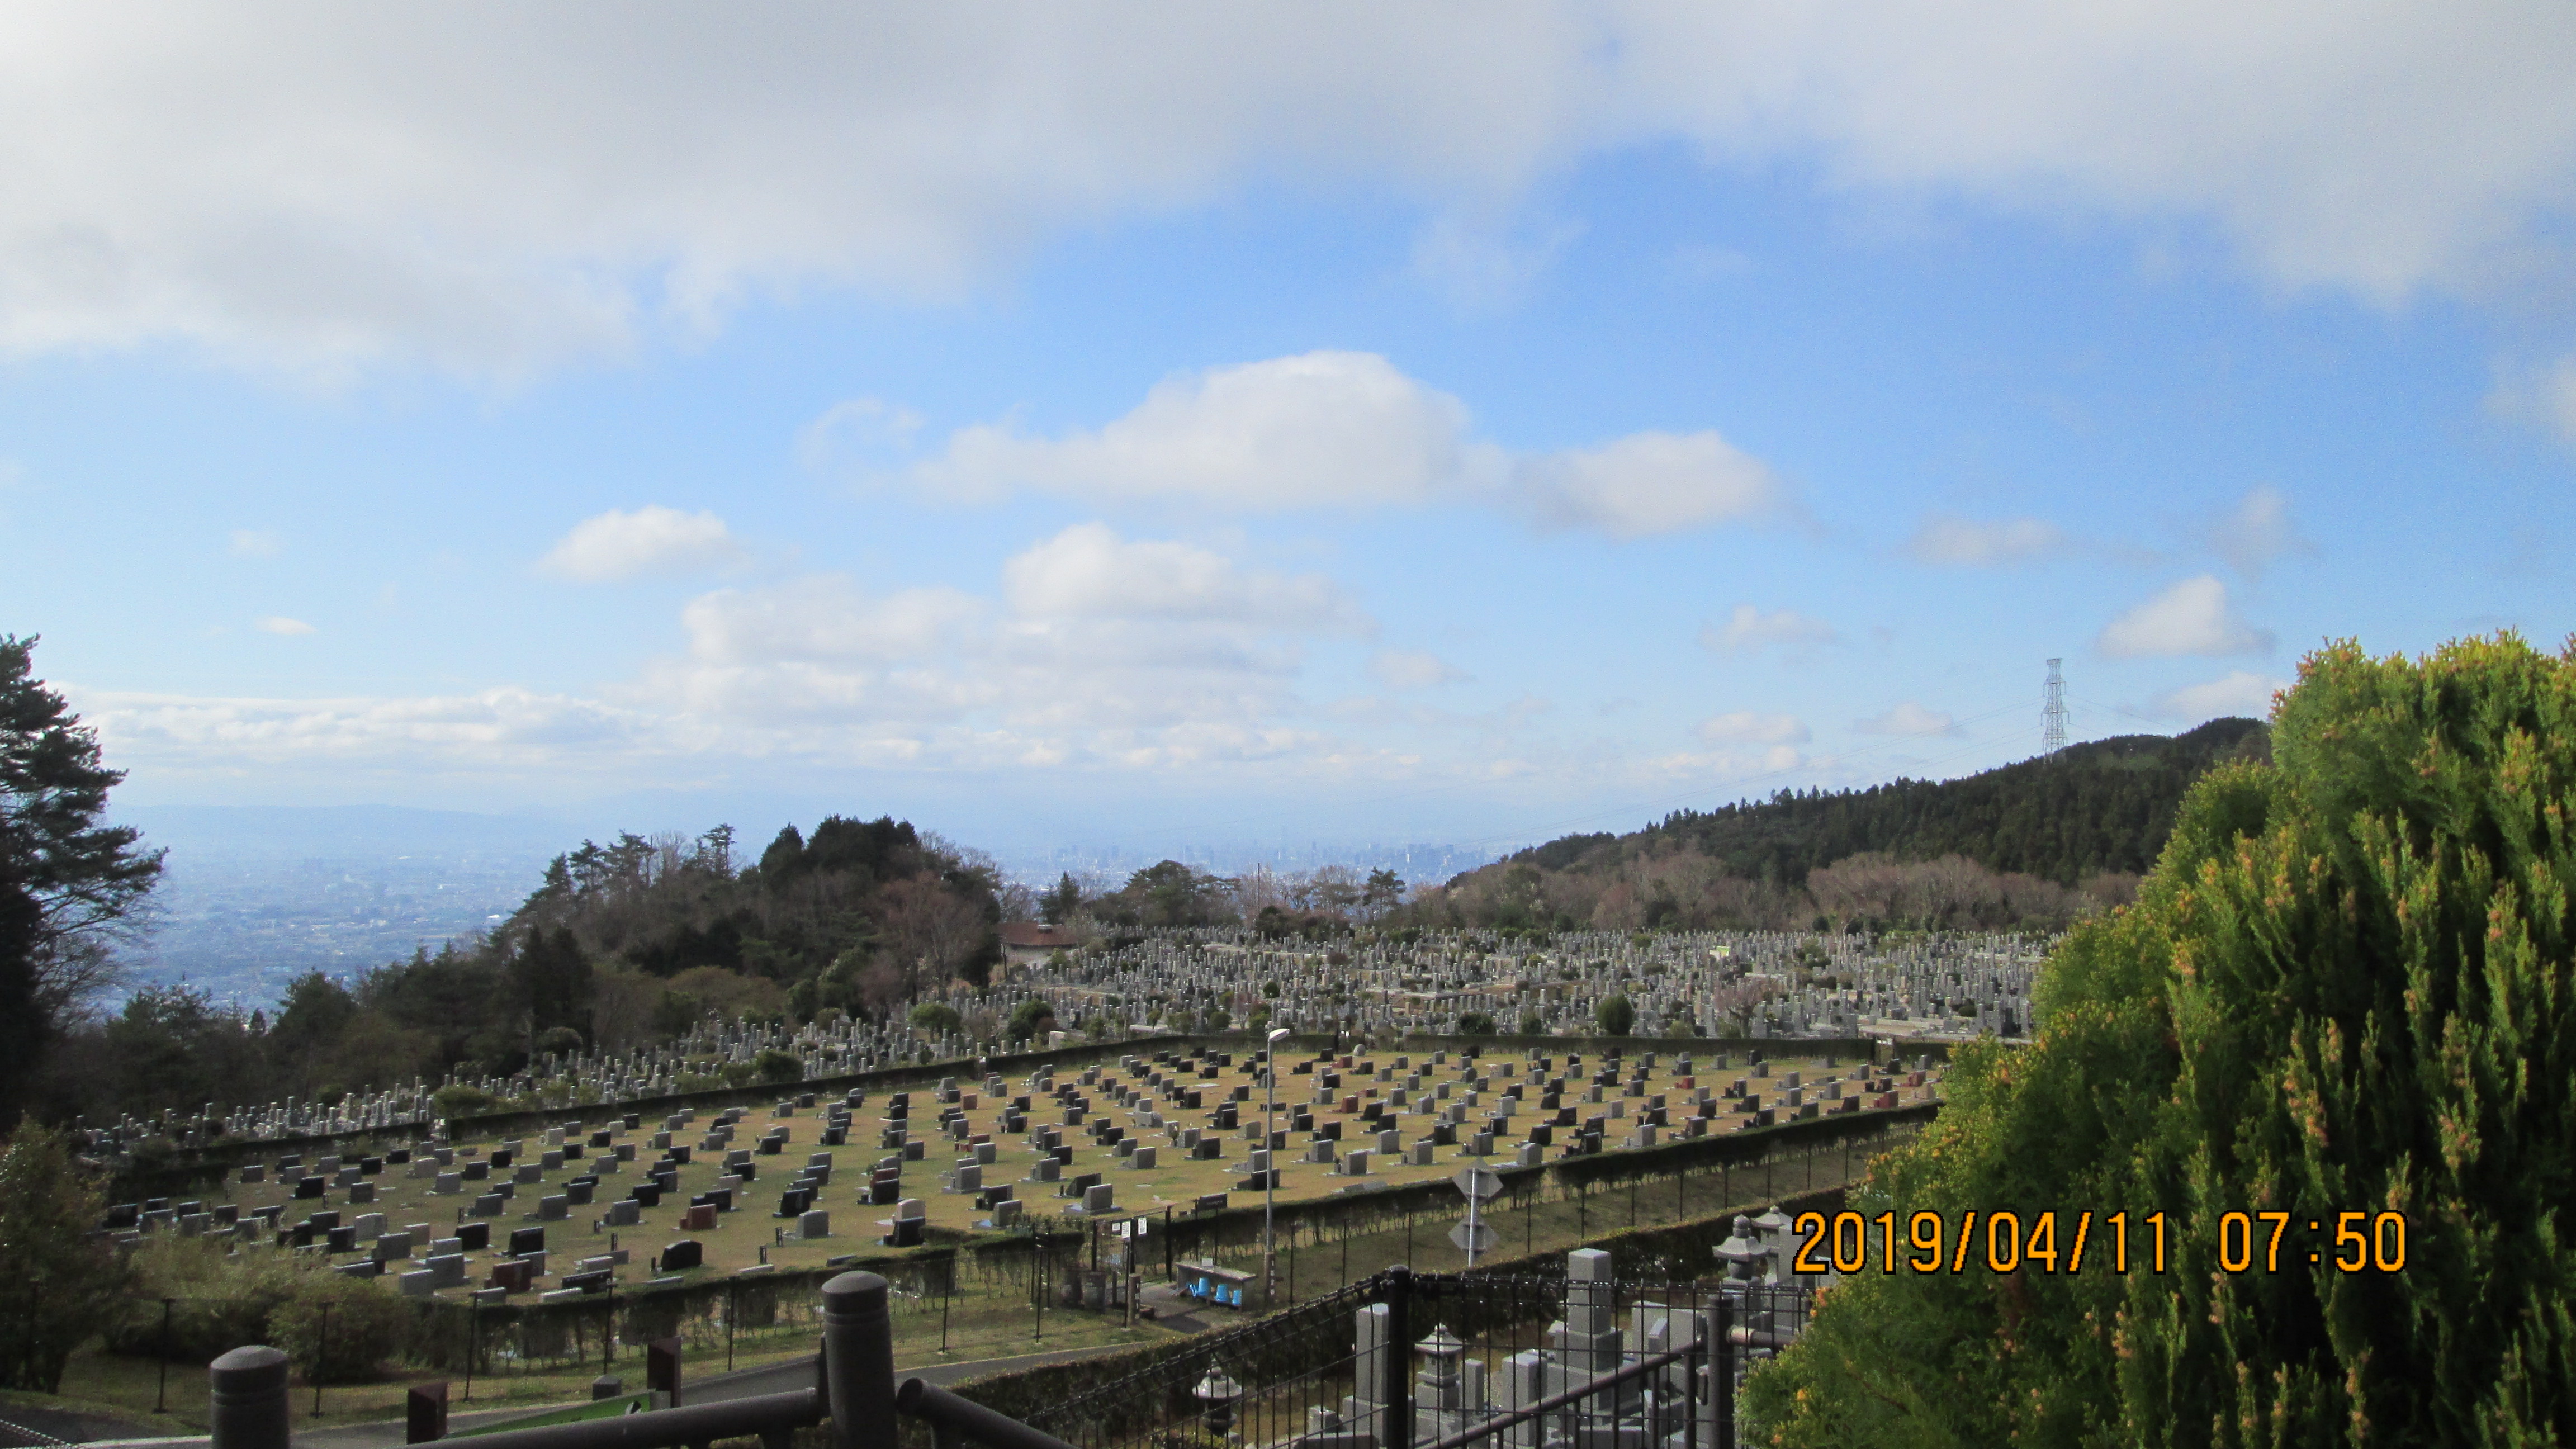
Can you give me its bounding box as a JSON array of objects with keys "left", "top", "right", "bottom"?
[{"left": 200, "top": 1266, "right": 1814, "bottom": 1449}]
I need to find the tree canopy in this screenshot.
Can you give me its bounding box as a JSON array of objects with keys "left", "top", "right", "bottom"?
[
  {"left": 0, "top": 636, "right": 162, "bottom": 1121},
  {"left": 1745, "top": 636, "right": 2576, "bottom": 1446}
]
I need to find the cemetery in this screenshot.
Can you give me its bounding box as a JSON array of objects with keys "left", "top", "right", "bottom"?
[
  {"left": 148, "top": 1039, "right": 1942, "bottom": 1308},
  {"left": 66, "top": 927, "right": 2017, "bottom": 1171}
]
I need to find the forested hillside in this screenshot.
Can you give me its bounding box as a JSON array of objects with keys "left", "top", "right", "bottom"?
[
  {"left": 1413, "top": 718, "right": 2268, "bottom": 933},
  {"left": 40, "top": 816, "right": 1009, "bottom": 1123}
]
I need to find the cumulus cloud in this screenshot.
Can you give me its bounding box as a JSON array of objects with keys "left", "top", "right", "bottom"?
[
  {"left": 1697, "top": 710, "right": 1811, "bottom": 745},
  {"left": 1854, "top": 700, "right": 1959, "bottom": 736},
  {"left": 229, "top": 528, "right": 284, "bottom": 558},
  {"left": 617, "top": 523, "right": 1378, "bottom": 759},
  {"left": 537, "top": 506, "right": 745, "bottom": 583},
  {"left": 2098, "top": 575, "right": 2274, "bottom": 657},
  {"left": 1515, "top": 430, "right": 1782, "bottom": 539},
  {"left": 1001, "top": 523, "right": 1366, "bottom": 631},
  {"left": 254, "top": 616, "right": 315, "bottom": 636},
  {"left": 916, "top": 353, "right": 1476, "bottom": 510},
  {"left": 2204, "top": 485, "right": 2310, "bottom": 579},
  {"left": 0, "top": 7, "right": 2564, "bottom": 377},
  {"left": 1698, "top": 604, "right": 1838, "bottom": 655},
  {"left": 1903, "top": 514, "right": 2070, "bottom": 566},
  {"left": 2151, "top": 669, "right": 2288, "bottom": 721},
  {"left": 1370, "top": 648, "right": 1470, "bottom": 689},
  {"left": 893, "top": 352, "right": 1781, "bottom": 538}
]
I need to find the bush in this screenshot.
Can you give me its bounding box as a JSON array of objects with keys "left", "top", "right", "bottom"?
[
  {"left": 1517, "top": 1011, "right": 1547, "bottom": 1037},
  {"left": 0, "top": 1120, "right": 129, "bottom": 1391},
  {"left": 754, "top": 1048, "right": 802, "bottom": 1084},
  {"left": 1007, "top": 998, "right": 1057, "bottom": 1043},
  {"left": 907, "top": 1002, "right": 962, "bottom": 1035},
  {"left": 1593, "top": 993, "right": 1633, "bottom": 1036},
  {"left": 431, "top": 1083, "right": 496, "bottom": 1119},
  {"left": 268, "top": 1271, "right": 410, "bottom": 1382},
  {"left": 1456, "top": 1011, "right": 1496, "bottom": 1035},
  {"left": 109, "top": 1238, "right": 302, "bottom": 1362}
]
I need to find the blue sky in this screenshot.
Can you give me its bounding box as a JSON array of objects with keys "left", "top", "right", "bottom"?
[{"left": 3, "top": 4, "right": 2574, "bottom": 863}]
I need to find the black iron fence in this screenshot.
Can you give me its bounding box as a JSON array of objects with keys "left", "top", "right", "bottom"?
[{"left": 1006, "top": 1266, "right": 1816, "bottom": 1449}]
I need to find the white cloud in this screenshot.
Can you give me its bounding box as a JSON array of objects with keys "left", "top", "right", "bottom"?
[
  {"left": 229, "top": 528, "right": 283, "bottom": 558},
  {"left": 796, "top": 397, "right": 927, "bottom": 473},
  {"left": 254, "top": 615, "right": 315, "bottom": 636},
  {"left": 537, "top": 506, "right": 745, "bottom": 583},
  {"left": 2488, "top": 354, "right": 2576, "bottom": 446},
  {"left": 2151, "top": 669, "right": 2287, "bottom": 721},
  {"left": 916, "top": 353, "right": 1478, "bottom": 510},
  {"left": 2204, "top": 485, "right": 2310, "bottom": 578},
  {"left": 1903, "top": 514, "right": 2069, "bottom": 566},
  {"left": 1516, "top": 430, "right": 1782, "bottom": 539},
  {"left": 10, "top": 6, "right": 2561, "bottom": 375},
  {"left": 898, "top": 352, "right": 1781, "bottom": 538},
  {"left": 1410, "top": 213, "right": 1586, "bottom": 312},
  {"left": 1001, "top": 523, "right": 1366, "bottom": 631},
  {"left": 1370, "top": 648, "right": 1470, "bottom": 689},
  {"left": 1697, "top": 710, "right": 1811, "bottom": 745},
  {"left": 1854, "top": 700, "right": 1959, "bottom": 736},
  {"left": 2098, "top": 574, "right": 2275, "bottom": 657},
  {"left": 1698, "top": 604, "right": 1838, "bottom": 655},
  {"left": 81, "top": 685, "right": 656, "bottom": 771}
]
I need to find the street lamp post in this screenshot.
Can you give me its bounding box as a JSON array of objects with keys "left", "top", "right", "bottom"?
[{"left": 1263, "top": 1026, "right": 1290, "bottom": 1308}]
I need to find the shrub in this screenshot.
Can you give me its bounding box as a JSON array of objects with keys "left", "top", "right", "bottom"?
[
  {"left": 431, "top": 1083, "right": 496, "bottom": 1119},
  {"left": 907, "top": 1002, "right": 962, "bottom": 1035},
  {"left": 268, "top": 1271, "right": 410, "bottom": 1382},
  {"left": 1456, "top": 1011, "right": 1497, "bottom": 1035},
  {"left": 109, "top": 1237, "right": 302, "bottom": 1362},
  {"left": 754, "top": 1048, "right": 802, "bottom": 1084},
  {"left": 1593, "top": 993, "right": 1633, "bottom": 1036}
]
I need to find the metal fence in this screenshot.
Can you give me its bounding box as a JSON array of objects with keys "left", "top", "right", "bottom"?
[{"left": 1015, "top": 1264, "right": 1818, "bottom": 1449}]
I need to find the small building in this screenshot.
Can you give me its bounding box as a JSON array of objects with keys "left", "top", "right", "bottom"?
[{"left": 999, "top": 923, "right": 1080, "bottom": 973}]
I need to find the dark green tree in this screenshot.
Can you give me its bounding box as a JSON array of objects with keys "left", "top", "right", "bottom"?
[
  {"left": 510, "top": 926, "right": 593, "bottom": 1041},
  {"left": 0, "top": 1116, "right": 130, "bottom": 1390},
  {"left": 1040, "top": 872, "right": 1083, "bottom": 925},
  {"left": 907, "top": 1001, "right": 962, "bottom": 1035},
  {"left": 0, "top": 636, "right": 162, "bottom": 1121},
  {"left": 1007, "top": 997, "right": 1058, "bottom": 1043},
  {"left": 1593, "top": 993, "right": 1633, "bottom": 1036},
  {"left": 1748, "top": 635, "right": 2576, "bottom": 1446}
]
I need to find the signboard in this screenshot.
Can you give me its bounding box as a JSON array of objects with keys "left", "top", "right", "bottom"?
[
  {"left": 1450, "top": 1221, "right": 1499, "bottom": 1253},
  {"left": 1452, "top": 1167, "right": 1503, "bottom": 1201}
]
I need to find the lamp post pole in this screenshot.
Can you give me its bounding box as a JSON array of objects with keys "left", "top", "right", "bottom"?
[{"left": 1264, "top": 1026, "right": 1289, "bottom": 1308}]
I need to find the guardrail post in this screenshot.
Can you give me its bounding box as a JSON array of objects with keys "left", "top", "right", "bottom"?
[
  {"left": 1384, "top": 1267, "right": 1412, "bottom": 1449},
  {"left": 1710, "top": 1295, "right": 1734, "bottom": 1449},
  {"left": 407, "top": 1382, "right": 449, "bottom": 1443},
  {"left": 210, "top": 1345, "right": 291, "bottom": 1449},
  {"left": 823, "top": 1271, "right": 897, "bottom": 1449}
]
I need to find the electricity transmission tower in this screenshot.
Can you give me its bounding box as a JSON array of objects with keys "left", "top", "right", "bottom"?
[{"left": 2043, "top": 659, "right": 2069, "bottom": 756}]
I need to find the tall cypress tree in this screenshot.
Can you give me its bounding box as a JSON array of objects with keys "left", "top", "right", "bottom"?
[{"left": 1747, "top": 635, "right": 2576, "bottom": 1446}]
